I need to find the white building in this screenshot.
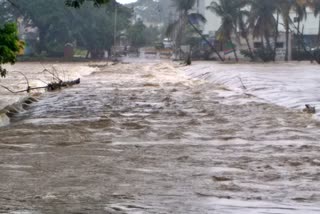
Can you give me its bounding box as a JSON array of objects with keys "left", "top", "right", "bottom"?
[
  {"left": 191, "top": 0, "right": 220, "bottom": 36},
  {"left": 291, "top": 9, "right": 319, "bottom": 35}
]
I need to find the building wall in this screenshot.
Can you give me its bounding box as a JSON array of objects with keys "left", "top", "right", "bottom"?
[
  {"left": 291, "top": 11, "right": 319, "bottom": 35},
  {"left": 190, "top": 0, "right": 220, "bottom": 35},
  {"left": 236, "top": 32, "right": 293, "bottom": 61},
  {"left": 202, "top": 0, "right": 221, "bottom": 35}
]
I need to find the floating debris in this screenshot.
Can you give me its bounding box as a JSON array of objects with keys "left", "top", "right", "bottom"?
[{"left": 303, "top": 104, "right": 316, "bottom": 114}]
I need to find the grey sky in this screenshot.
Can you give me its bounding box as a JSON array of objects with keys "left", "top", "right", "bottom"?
[{"left": 117, "top": 0, "right": 137, "bottom": 4}]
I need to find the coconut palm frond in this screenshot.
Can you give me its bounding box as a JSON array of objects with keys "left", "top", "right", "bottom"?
[
  {"left": 188, "top": 13, "right": 206, "bottom": 25},
  {"left": 207, "top": 1, "right": 224, "bottom": 17}
]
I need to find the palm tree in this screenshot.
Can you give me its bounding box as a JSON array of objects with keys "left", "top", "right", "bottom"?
[
  {"left": 273, "top": 8, "right": 280, "bottom": 61},
  {"left": 278, "top": 0, "right": 308, "bottom": 61},
  {"left": 249, "top": 0, "right": 278, "bottom": 49},
  {"left": 167, "top": 0, "right": 224, "bottom": 61},
  {"left": 235, "top": 0, "right": 255, "bottom": 59},
  {"left": 207, "top": 0, "right": 248, "bottom": 61},
  {"left": 278, "top": 1, "right": 291, "bottom": 61}
]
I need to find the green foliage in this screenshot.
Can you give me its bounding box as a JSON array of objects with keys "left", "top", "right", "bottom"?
[
  {"left": 208, "top": 0, "right": 241, "bottom": 41},
  {"left": 258, "top": 48, "right": 274, "bottom": 62},
  {"left": 0, "top": 23, "right": 24, "bottom": 77},
  {"left": 71, "top": 2, "right": 131, "bottom": 58},
  {"left": 3, "top": 0, "right": 131, "bottom": 58},
  {"left": 248, "top": 0, "right": 277, "bottom": 40},
  {"left": 241, "top": 48, "right": 274, "bottom": 62},
  {"left": 6, "top": 0, "right": 73, "bottom": 55},
  {"left": 144, "top": 26, "right": 161, "bottom": 46},
  {"left": 292, "top": 49, "right": 313, "bottom": 61},
  {"left": 240, "top": 49, "right": 254, "bottom": 60},
  {"left": 128, "top": 20, "right": 147, "bottom": 48},
  {"left": 128, "top": 20, "right": 161, "bottom": 48},
  {"left": 313, "top": 49, "right": 320, "bottom": 64}
]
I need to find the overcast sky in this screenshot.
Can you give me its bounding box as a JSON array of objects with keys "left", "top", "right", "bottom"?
[{"left": 117, "top": 0, "right": 137, "bottom": 4}]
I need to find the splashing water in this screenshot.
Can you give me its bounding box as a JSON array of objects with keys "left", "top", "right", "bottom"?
[
  {"left": 0, "top": 62, "right": 97, "bottom": 127},
  {"left": 183, "top": 61, "right": 320, "bottom": 119}
]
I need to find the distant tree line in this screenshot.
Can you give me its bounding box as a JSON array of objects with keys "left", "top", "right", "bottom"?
[
  {"left": 1, "top": 0, "right": 131, "bottom": 58},
  {"left": 0, "top": 0, "right": 162, "bottom": 77},
  {"left": 0, "top": 0, "right": 111, "bottom": 76}
]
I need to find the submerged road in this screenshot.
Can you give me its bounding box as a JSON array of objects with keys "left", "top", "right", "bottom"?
[{"left": 1, "top": 62, "right": 320, "bottom": 213}]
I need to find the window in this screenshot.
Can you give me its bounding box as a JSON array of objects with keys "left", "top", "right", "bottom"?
[
  {"left": 276, "top": 42, "right": 284, "bottom": 48},
  {"left": 254, "top": 42, "right": 262, "bottom": 49}
]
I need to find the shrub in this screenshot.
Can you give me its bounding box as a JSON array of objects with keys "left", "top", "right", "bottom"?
[{"left": 0, "top": 23, "right": 24, "bottom": 77}]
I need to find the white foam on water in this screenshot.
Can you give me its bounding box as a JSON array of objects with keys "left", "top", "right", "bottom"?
[
  {"left": 201, "top": 198, "right": 320, "bottom": 214},
  {"left": 0, "top": 62, "right": 97, "bottom": 126},
  {"left": 183, "top": 62, "right": 320, "bottom": 119},
  {"left": 0, "top": 113, "right": 10, "bottom": 127}
]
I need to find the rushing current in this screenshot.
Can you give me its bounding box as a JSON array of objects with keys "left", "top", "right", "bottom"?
[
  {"left": 0, "top": 61, "right": 320, "bottom": 214},
  {"left": 184, "top": 61, "right": 320, "bottom": 119}
]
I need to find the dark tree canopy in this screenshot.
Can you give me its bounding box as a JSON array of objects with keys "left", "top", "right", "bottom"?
[
  {"left": 65, "top": 0, "right": 110, "bottom": 8},
  {"left": 1, "top": 0, "right": 131, "bottom": 58},
  {"left": 0, "top": 0, "right": 116, "bottom": 77}
]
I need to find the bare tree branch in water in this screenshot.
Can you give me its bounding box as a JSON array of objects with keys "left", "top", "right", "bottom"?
[
  {"left": 0, "top": 68, "right": 80, "bottom": 94},
  {"left": 238, "top": 76, "right": 247, "bottom": 90}
]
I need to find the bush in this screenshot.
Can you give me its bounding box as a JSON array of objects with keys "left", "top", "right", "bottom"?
[
  {"left": 255, "top": 48, "right": 274, "bottom": 62},
  {"left": 313, "top": 49, "right": 320, "bottom": 64},
  {"left": 292, "top": 49, "right": 313, "bottom": 61},
  {"left": 240, "top": 49, "right": 255, "bottom": 60},
  {"left": 292, "top": 49, "right": 320, "bottom": 64},
  {"left": 0, "top": 23, "right": 24, "bottom": 77},
  {"left": 241, "top": 48, "right": 274, "bottom": 62}
]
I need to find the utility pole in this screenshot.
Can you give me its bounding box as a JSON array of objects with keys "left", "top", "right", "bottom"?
[{"left": 113, "top": 2, "right": 118, "bottom": 57}]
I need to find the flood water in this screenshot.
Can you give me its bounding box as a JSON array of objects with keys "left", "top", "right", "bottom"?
[
  {"left": 184, "top": 61, "right": 320, "bottom": 119},
  {"left": 0, "top": 61, "right": 320, "bottom": 213}
]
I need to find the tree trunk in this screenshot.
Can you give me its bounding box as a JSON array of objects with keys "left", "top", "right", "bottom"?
[
  {"left": 238, "top": 15, "right": 254, "bottom": 59},
  {"left": 244, "top": 35, "right": 254, "bottom": 60},
  {"left": 173, "top": 14, "right": 186, "bottom": 60},
  {"left": 285, "top": 22, "right": 289, "bottom": 61},
  {"left": 188, "top": 19, "right": 224, "bottom": 62},
  {"left": 261, "top": 36, "right": 265, "bottom": 49},
  {"left": 264, "top": 32, "right": 272, "bottom": 51},
  {"left": 230, "top": 39, "right": 239, "bottom": 62},
  {"left": 297, "top": 18, "right": 301, "bottom": 53},
  {"left": 318, "top": 16, "right": 320, "bottom": 49},
  {"left": 297, "top": 25, "right": 316, "bottom": 63},
  {"left": 240, "top": 26, "right": 254, "bottom": 60},
  {"left": 316, "top": 16, "right": 320, "bottom": 64},
  {"left": 273, "top": 11, "right": 280, "bottom": 62}
]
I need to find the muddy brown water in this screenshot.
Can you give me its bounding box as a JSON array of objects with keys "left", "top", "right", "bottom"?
[{"left": 1, "top": 62, "right": 320, "bottom": 213}]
